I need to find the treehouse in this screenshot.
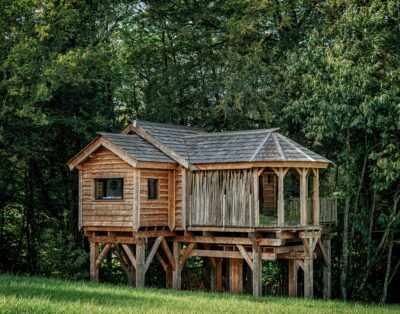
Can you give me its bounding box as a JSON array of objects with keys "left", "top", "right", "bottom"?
[{"left": 68, "top": 120, "right": 337, "bottom": 298}]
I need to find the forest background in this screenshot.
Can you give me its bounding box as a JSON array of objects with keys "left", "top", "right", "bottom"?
[{"left": 0, "top": 0, "right": 399, "bottom": 303}]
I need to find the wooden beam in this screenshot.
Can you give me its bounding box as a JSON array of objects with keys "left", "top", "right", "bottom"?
[
  {"left": 236, "top": 245, "right": 253, "bottom": 271},
  {"left": 90, "top": 241, "right": 99, "bottom": 281},
  {"left": 272, "top": 168, "right": 289, "bottom": 226},
  {"left": 90, "top": 236, "right": 145, "bottom": 244},
  {"left": 181, "top": 168, "right": 187, "bottom": 229},
  {"left": 179, "top": 242, "right": 195, "bottom": 268},
  {"left": 298, "top": 168, "right": 309, "bottom": 225},
  {"left": 303, "top": 259, "right": 314, "bottom": 298},
  {"left": 193, "top": 161, "right": 329, "bottom": 171},
  {"left": 174, "top": 236, "right": 284, "bottom": 247},
  {"left": 144, "top": 236, "right": 163, "bottom": 272},
  {"left": 121, "top": 244, "right": 137, "bottom": 269},
  {"left": 252, "top": 245, "right": 262, "bottom": 297},
  {"left": 172, "top": 241, "right": 182, "bottom": 289},
  {"left": 130, "top": 126, "right": 189, "bottom": 168},
  {"left": 252, "top": 168, "right": 259, "bottom": 227},
  {"left": 288, "top": 259, "right": 298, "bottom": 297},
  {"left": 312, "top": 169, "right": 320, "bottom": 225},
  {"left": 168, "top": 170, "right": 176, "bottom": 231},
  {"left": 160, "top": 238, "right": 176, "bottom": 270},
  {"left": 136, "top": 243, "right": 146, "bottom": 287},
  {"left": 322, "top": 239, "right": 332, "bottom": 299},
  {"left": 229, "top": 258, "right": 243, "bottom": 294},
  {"left": 78, "top": 169, "right": 82, "bottom": 229},
  {"left": 216, "top": 258, "right": 223, "bottom": 292},
  {"left": 132, "top": 169, "right": 140, "bottom": 231},
  {"left": 277, "top": 252, "right": 316, "bottom": 260},
  {"left": 95, "top": 243, "right": 111, "bottom": 268}
]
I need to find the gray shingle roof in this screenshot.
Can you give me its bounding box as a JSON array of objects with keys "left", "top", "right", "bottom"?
[
  {"left": 96, "top": 120, "right": 330, "bottom": 166},
  {"left": 134, "top": 120, "right": 205, "bottom": 158},
  {"left": 98, "top": 132, "right": 175, "bottom": 163},
  {"left": 184, "top": 130, "right": 329, "bottom": 164}
]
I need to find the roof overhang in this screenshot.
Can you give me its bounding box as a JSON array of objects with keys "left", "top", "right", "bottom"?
[
  {"left": 192, "top": 161, "right": 330, "bottom": 171},
  {"left": 67, "top": 135, "right": 138, "bottom": 170}
]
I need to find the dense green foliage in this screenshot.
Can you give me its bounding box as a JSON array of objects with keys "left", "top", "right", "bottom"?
[
  {"left": 0, "top": 0, "right": 399, "bottom": 303},
  {"left": 1, "top": 275, "right": 400, "bottom": 314}
]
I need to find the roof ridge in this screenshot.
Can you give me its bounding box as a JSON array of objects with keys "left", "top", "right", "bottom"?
[
  {"left": 250, "top": 133, "right": 272, "bottom": 161},
  {"left": 130, "top": 119, "right": 205, "bottom": 132},
  {"left": 277, "top": 134, "right": 315, "bottom": 162},
  {"left": 185, "top": 128, "right": 279, "bottom": 138}
]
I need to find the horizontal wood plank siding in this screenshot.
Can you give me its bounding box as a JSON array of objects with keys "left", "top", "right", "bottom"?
[
  {"left": 81, "top": 146, "right": 134, "bottom": 228},
  {"left": 140, "top": 169, "right": 170, "bottom": 226}
]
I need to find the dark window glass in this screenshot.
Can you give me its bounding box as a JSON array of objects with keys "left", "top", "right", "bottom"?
[
  {"left": 95, "top": 178, "right": 123, "bottom": 200},
  {"left": 148, "top": 178, "right": 158, "bottom": 200}
]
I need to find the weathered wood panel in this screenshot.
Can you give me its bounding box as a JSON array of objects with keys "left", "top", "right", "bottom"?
[
  {"left": 189, "top": 169, "right": 255, "bottom": 227},
  {"left": 81, "top": 146, "right": 135, "bottom": 228},
  {"left": 175, "top": 167, "right": 184, "bottom": 228},
  {"left": 140, "top": 169, "right": 170, "bottom": 226}
]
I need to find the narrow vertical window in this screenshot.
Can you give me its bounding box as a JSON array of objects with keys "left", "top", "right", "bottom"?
[{"left": 148, "top": 178, "right": 158, "bottom": 200}]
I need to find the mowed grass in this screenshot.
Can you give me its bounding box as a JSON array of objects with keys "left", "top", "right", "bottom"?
[{"left": 0, "top": 275, "right": 399, "bottom": 314}]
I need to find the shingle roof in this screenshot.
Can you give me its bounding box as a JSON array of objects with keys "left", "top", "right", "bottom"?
[
  {"left": 134, "top": 120, "right": 205, "bottom": 158},
  {"left": 98, "top": 132, "right": 175, "bottom": 163},
  {"left": 96, "top": 120, "right": 330, "bottom": 166},
  {"left": 184, "top": 130, "right": 329, "bottom": 164}
]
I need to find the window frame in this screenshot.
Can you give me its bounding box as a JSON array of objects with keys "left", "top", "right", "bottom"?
[
  {"left": 94, "top": 178, "right": 124, "bottom": 201},
  {"left": 147, "top": 178, "right": 159, "bottom": 200}
]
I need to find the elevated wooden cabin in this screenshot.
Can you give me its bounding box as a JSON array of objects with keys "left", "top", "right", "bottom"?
[{"left": 68, "top": 120, "right": 337, "bottom": 298}]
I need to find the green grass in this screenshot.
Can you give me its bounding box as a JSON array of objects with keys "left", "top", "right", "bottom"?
[{"left": 0, "top": 275, "right": 398, "bottom": 314}]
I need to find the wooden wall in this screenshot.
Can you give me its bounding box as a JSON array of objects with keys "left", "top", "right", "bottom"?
[
  {"left": 81, "top": 147, "right": 134, "bottom": 228},
  {"left": 139, "top": 169, "right": 170, "bottom": 226},
  {"left": 188, "top": 169, "right": 256, "bottom": 227}
]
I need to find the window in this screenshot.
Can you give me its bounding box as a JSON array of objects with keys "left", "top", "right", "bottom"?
[
  {"left": 95, "top": 178, "right": 123, "bottom": 200},
  {"left": 148, "top": 178, "right": 158, "bottom": 200}
]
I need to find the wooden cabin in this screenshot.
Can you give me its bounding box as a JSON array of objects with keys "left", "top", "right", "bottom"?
[{"left": 68, "top": 120, "right": 337, "bottom": 298}]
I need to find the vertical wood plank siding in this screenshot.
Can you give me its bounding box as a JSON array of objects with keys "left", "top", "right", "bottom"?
[
  {"left": 81, "top": 147, "right": 134, "bottom": 227},
  {"left": 189, "top": 169, "right": 256, "bottom": 227}
]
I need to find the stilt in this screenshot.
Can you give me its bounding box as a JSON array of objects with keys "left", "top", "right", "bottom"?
[
  {"left": 252, "top": 246, "right": 262, "bottom": 297},
  {"left": 210, "top": 258, "right": 216, "bottom": 292},
  {"left": 229, "top": 259, "right": 243, "bottom": 294},
  {"left": 303, "top": 259, "right": 313, "bottom": 298},
  {"left": 136, "top": 243, "right": 145, "bottom": 287},
  {"left": 323, "top": 238, "right": 332, "bottom": 299},
  {"left": 216, "top": 258, "right": 223, "bottom": 292},
  {"left": 90, "top": 241, "right": 99, "bottom": 281},
  {"left": 172, "top": 241, "right": 181, "bottom": 289},
  {"left": 288, "top": 259, "right": 298, "bottom": 297}
]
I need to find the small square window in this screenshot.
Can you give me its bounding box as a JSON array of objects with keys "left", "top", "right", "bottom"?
[
  {"left": 148, "top": 178, "right": 158, "bottom": 200},
  {"left": 95, "top": 178, "right": 123, "bottom": 200}
]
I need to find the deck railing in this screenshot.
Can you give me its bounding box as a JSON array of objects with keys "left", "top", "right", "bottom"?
[{"left": 284, "top": 197, "right": 337, "bottom": 225}]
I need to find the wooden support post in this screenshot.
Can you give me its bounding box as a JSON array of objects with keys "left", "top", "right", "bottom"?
[
  {"left": 303, "top": 259, "right": 314, "bottom": 298},
  {"left": 299, "top": 168, "right": 309, "bottom": 225},
  {"left": 288, "top": 259, "right": 298, "bottom": 297},
  {"left": 216, "top": 258, "right": 223, "bottom": 292},
  {"left": 312, "top": 169, "right": 320, "bottom": 225},
  {"left": 252, "top": 245, "right": 262, "bottom": 297},
  {"left": 253, "top": 169, "right": 260, "bottom": 226},
  {"left": 272, "top": 168, "right": 289, "bottom": 226},
  {"left": 323, "top": 239, "right": 332, "bottom": 299},
  {"left": 172, "top": 241, "right": 181, "bottom": 289},
  {"left": 229, "top": 259, "right": 243, "bottom": 294},
  {"left": 90, "top": 241, "right": 99, "bottom": 281},
  {"left": 135, "top": 243, "right": 145, "bottom": 287},
  {"left": 211, "top": 259, "right": 216, "bottom": 292}
]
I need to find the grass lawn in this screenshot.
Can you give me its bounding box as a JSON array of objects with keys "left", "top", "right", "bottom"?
[{"left": 0, "top": 275, "right": 398, "bottom": 314}]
